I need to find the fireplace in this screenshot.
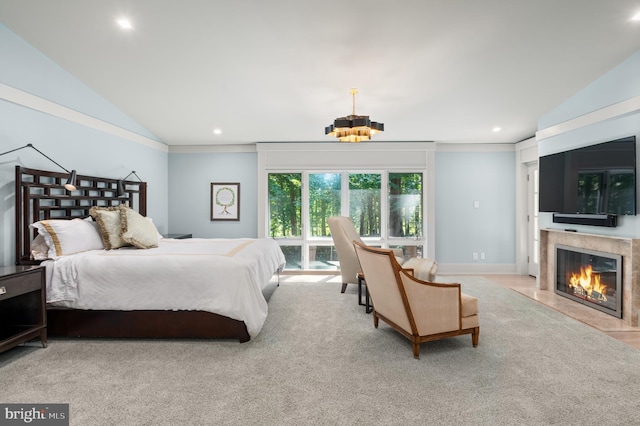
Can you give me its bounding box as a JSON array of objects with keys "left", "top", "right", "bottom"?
[{"left": 555, "top": 245, "right": 622, "bottom": 318}]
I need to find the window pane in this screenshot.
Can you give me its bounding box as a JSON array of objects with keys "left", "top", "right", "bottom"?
[
  {"left": 268, "top": 173, "right": 302, "bottom": 238},
  {"left": 388, "top": 173, "right": 423, "bottom": 238},
  {"left": 349, "top": 173, "right": 381, "bottom": 237},
  {"left": 308, "top": 245, "right": 339, "bottom": 270},
  {"left": 280, "top": 245, "right": 302, "bottom": 270},
  {"left": 309, "top": 173, "right": 341, "bottom": 237}
]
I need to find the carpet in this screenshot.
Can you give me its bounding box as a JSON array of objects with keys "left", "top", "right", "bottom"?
[{"left": 1, "top": 276, "right": 640, "bottom": 425}]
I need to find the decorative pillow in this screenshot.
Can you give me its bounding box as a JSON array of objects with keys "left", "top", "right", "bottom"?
[
  {"left": 120, "top": 206, "right": 160, "bottom": 249},
  {"left": 90, "top": 205, "right": 130, "bottom": 250},
  {"left": 30, "top": 234, "right": 50, "bottom": 260},
  {"left": 30, "top": 218, "right": 104, "bottom": 258}
]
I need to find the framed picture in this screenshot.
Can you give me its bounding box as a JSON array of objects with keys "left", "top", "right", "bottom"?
[{"left": 211, "top": 183, "right": 240, "bottom": 221}]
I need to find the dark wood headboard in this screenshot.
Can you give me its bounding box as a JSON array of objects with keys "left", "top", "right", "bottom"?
[{"left": 15, "top": 166, "right": 147, "bottom": 265}]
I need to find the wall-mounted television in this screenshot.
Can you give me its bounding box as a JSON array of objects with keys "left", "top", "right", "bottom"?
[{"left": 539, "top": 136, "right": 637, "bottom": 218}]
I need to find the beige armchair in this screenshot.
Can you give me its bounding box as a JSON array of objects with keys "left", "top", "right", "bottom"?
[
  {"left": 354, "top": 241, "right": 479, "bottom": 359},
  {"left": 328, "top": 216, "right": 405, "bottom": 294},
  {"left": 328, "top": 216, "right": 438, "bottom": 296}
]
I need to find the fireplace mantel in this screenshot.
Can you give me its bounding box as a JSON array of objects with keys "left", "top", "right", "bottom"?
[{"left": 540, "top": 229, "right": 640, "bottom": 326}]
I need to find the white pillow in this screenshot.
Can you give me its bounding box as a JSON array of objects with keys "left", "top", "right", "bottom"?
[
  {"left": 145, "top": 217, "right": 164, "bottom": 240},
  {"left": 120, "top": 207, "right": 159, "bottom": 249},
  {"left": 30, "top": 234, "right": 50, "bottom": 260},
  {"left": 90, "top": 206, "right": 130, "bottom": 250},
  {"left": 30, "top": 218, "right": 104, "bottom": 258}
]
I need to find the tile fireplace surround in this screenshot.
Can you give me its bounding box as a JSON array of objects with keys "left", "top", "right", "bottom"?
[{"left": 540, "top": 229, "right": 640, "bottom": 326}]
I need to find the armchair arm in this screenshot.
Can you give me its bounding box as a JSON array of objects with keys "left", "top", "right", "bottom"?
[{"left": 402, "top": 267, "right": 415, "bottom": 277}]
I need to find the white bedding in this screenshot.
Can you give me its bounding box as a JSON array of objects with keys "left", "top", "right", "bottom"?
[{"left": 44, "top": 238, "right": 286, "bottom": 337}]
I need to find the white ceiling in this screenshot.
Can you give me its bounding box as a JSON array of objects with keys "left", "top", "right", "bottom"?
[{"left": 1, "top": 1, "right": 640, "bottom": 146}]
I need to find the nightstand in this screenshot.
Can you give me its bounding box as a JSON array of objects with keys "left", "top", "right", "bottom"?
[
  {"left": 162, "top": 234, "right": 192, "bottom": 239},
  {"left": 0, "top": 266, "right": 47, "bottom": 353}
]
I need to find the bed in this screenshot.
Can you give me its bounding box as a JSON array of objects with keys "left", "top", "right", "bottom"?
[{"left": 15, "top": 166, "right": 285, "bottom": 342}]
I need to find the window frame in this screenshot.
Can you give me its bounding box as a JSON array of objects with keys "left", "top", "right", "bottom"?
[{"left": 268, "top": 169, "right": 426, "bottom": 270}]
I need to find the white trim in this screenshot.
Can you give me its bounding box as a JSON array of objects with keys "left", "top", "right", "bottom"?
[
  {"left": 515, "top": 138, "right": 538, "bottom": 276},
  {"left": 515, "top": 136, "right": 537, "bottom": 152},
  {"left": 536, "top": 95, "right": 640, "bottom": 141},
  {"left": 169, "top": 144, "right": 257, "bottom": 153},
  {"left": 425, "top": 150, "right": 436, "bottom": 260},
  {"left": 256, "top": 141, "right": 436, "bottom": 152},
  {"left": 436, "top": 263, "right": 517, "bottom": 275},
  {"left": 173, "top": 141, "right": 516, "bottom": 154},
  {"left": 257, "top": 142, "right": 431, "bottom": 171},
  {"left": 435, "top": 142, "right": 515, "bottom": 152},
  {"left": 0, "top": 83, "right": 168, "bottom": 152},
  {"left": 515, "top": 137, "right": 538, "bottom": 164}
]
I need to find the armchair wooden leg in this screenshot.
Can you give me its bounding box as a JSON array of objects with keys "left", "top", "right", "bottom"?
[
  {"left": 373, "top": 313, "right": 379, "bottom": 328},
  {"left": 472, "top": 327, "right": 480, "bottom": 347},
  {"left": 413, "top": 343, "right": 420, "bottom": 359},
  {"left": 341, "top": 282, "right": 348, "bottom": 293}
]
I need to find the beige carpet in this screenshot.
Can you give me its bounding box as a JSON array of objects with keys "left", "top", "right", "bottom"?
[{"left": 2, "top": 275, "right": 640, "bottom": 425}]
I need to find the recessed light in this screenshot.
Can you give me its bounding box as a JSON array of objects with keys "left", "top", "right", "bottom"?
[
  {"left": 632, "top": 12, "right": 640, "bottom": 21},
  {"left": 116, "top": 18, "right": 134, "bottom": 30},
  {"left": 213, "top": 129, "right": 222, "bottom": 135},
  {"left": 492, "top": 127, "right": 502, "bottom": 132}
]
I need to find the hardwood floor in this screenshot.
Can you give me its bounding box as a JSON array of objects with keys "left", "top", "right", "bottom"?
[{"left": 483, "top": 274, "right": 640, "bottom": 350}]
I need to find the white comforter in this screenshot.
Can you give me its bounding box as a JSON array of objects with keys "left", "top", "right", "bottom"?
[{"left": 45, "top": 238, "right": 286, "bottom": 337}]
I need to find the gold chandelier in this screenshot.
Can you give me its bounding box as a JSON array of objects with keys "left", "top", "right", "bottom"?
[{"left": 325, "top": 88, "right": 384, "bottom": 142}]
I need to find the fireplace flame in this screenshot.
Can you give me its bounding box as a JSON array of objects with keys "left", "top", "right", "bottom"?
[{"left": 568, "top": 265, "right": 608, "bottom": 302}]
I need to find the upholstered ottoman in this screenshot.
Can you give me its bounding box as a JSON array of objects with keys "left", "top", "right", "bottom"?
[{"left": 402, "top": 257, "right": 438, "bottom": 281}]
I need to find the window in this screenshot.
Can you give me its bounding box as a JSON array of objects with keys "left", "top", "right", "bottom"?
[
  {"left": 309, "top": 173, "right": 341, "bottom": 237},
  {"left": 269, "top": 171, "right": 424, "bottom": 270},
  {"left": 268, "top": 173, "right": 301, "bottom": 238},
  {"left": 349, "top": 173, "right": 381, "bottom": 237},
  {"left": 389, "top": 173, "right": 423, "bottom": 238}
]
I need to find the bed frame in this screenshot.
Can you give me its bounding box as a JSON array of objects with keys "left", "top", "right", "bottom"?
[{"left": 15, "top": 166, "right": 251, "bottom": 342}]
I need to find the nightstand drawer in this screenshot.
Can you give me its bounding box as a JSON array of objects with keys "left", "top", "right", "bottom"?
[{"left": 0, "top": 272, "right": 42, "bottom": 301}]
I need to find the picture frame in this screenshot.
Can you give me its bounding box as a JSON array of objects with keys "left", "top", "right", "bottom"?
[{"left": 211, "top": 182, "right": 240, "bottom": 221}]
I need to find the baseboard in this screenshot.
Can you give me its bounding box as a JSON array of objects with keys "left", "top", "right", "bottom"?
[{"left": 436, "top": 263, "right": 517, "bottom": 275}]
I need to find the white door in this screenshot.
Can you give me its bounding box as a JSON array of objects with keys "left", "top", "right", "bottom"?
[{"left": 527, "top": 163, "right": 539, "bottom": 277}]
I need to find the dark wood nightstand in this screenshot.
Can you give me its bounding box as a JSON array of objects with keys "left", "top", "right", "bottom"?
[
  {"left": 162, "top": 234, "right": 192, "bottom": 239},
  {"left": 0, "top": 266, "right": 47, "bottom": 353}
]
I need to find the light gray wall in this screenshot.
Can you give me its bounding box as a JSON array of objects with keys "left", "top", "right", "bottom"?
[
  {"left": 435, "top": 150, "right": 516, "bottom": 265},
  {"left": 0, "top": 25, "right": 169, "bottom": 265},
  {"left": 538, "top": 50, "right": 640, "bottom": 134},
  {"left": 168, "top": 152, "right": 258, "bottom": 238},
  {"left": 537, "top": 49, "right": 640, "bottom": 237},
  {"left": 169, "top": 144, "right": 518, "bottom": 272}
]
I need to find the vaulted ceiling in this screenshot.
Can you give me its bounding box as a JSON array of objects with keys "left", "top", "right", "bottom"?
[{"left": 1, "top": 1, "right": 640, "bottom": 146}]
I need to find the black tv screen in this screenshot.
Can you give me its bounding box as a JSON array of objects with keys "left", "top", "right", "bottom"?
[{"left": 539, "top": 136, "right": 637, "bottom": 215}]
